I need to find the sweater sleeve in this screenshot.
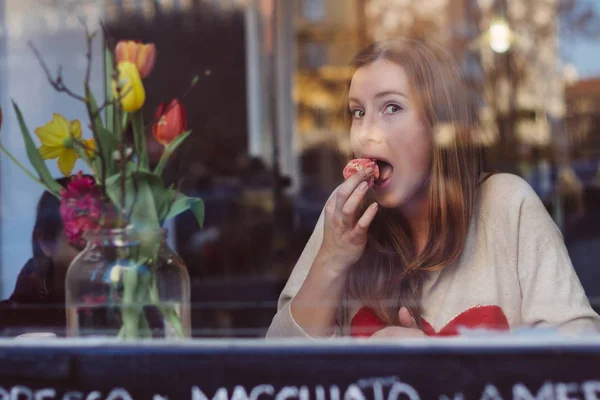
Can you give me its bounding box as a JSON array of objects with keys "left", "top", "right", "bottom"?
[
  {"left": 265, "top": 205, "right": 343, "bottom": 339},
  {"left": 516, "top": 183, "right": 600, "bottom": 334},
  {"left": 266, "top": 208, "right": 323, "bottom": 338}
]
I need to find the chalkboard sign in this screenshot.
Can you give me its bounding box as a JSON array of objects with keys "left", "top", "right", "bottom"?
[{"left": 1, "top": 339, "right": 600, "bottom": 399}]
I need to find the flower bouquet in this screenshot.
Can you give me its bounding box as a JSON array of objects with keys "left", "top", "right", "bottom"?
[{"left": 0, "top": 24, "right": 203, "bottom": 339}]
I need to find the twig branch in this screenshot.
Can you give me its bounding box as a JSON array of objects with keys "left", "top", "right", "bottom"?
[
  {"left": 84, "top": 92, "right": 108, "bottom": 197},
  {"left": 90, "top": 100, "right": 114, "bottom": 121},
  {"left": 81, "top": 17, "right": 95, "bottom": 89},
  {"left": 78, "top": 20, "right": 108, "bottom": 200},
  {"left": 29, "top": 42, "right": 87, "bottom": 103},
  {"left": 89, "top": 92, "right": 134, "bottom": 123}
]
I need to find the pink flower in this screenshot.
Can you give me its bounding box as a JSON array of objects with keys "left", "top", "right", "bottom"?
[{"left": 60, "top": 172, "right": 104, "bottom": 248}]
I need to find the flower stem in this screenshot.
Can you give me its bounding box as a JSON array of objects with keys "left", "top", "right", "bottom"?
[
  {"left": 149, "top": 274, "right": 185, "bottom": 339},
  {"left": 154, "top": 149, "right": 171, "bottom": 177},
  {"left": 137, "top": 307, "right": 152, "bottom": 338},
  {"left": 120, "top": 266, "right": 139, "bottom": 339}
]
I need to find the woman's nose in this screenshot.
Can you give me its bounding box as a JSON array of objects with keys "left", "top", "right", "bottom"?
[{"left": 357, "top": 122, "right": 383, "bottom": 145}]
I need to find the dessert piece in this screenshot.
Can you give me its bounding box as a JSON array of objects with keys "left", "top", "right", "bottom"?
[{"left": 343, "top": 158, "right": 380, "bottom": 186}]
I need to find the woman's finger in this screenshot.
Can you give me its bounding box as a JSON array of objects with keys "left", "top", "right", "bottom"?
[
  {"left": 340, "top": 180, "right": 370, "bottom": 227},
  {"left": 398, "top": 306, "right": 419, "bottom": 329},
  {"left": 334, "top": 168, "right": 373, "bottom": 213},
  {"left": 354, "top": 202, "right": 378, "bottom": 233}
]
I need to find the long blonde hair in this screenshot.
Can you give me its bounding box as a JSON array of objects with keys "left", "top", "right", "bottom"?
[{"left": 345, "top": 39, "right": 484, "bottom": 325}]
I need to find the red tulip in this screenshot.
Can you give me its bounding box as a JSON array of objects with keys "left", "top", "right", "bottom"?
[
  {"left": 153, "top": 99, "right": 187, "bottom": 146},
  {"left": 115, "top": 40, "right": 157, "bottom": 79}
]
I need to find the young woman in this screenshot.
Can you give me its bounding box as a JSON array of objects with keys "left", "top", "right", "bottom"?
[
  {"left": 267, "top": 38, "right": 600, "bottom": 339},
  {"left": 0, "top": 178, "right": 81, "bottom": 336}
]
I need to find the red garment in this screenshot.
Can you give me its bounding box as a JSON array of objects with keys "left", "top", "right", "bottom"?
[{"left": 351, "top": 305, "right": 510, "bottom": 337}]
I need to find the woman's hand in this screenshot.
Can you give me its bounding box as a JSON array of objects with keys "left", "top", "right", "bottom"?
[
  {"left": 370, "top": 307, "right": 427, "bottom": 339},
  {"left": 318, "top": 168, "right": 379, "bottom": 271}
]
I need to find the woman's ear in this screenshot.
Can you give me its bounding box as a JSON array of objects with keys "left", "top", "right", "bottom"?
[{"left": 34, "top": 228, "right": 54, "bottom": 258}]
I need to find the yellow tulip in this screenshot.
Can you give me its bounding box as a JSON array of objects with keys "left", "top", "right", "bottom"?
[
  {"left": 35, "top": 113, "right": 82, "bottom": 176},
  {"left": 113, "top": 61, "right": 145, "bottom": 113}
]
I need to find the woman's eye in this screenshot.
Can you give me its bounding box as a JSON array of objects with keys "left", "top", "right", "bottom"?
[
  {"left": 351, "top": 109, "right": 365, "bottom": 119},
  {"left": 384, "top": 104, "right": 402, "bottom": 114}
]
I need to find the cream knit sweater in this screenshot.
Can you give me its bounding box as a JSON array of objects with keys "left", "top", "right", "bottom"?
[{"left": 267, "top": 173, "right": 600, "bottom": 338}]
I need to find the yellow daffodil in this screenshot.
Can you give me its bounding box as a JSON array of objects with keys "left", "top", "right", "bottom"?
[
  {"left": 83, "top": 138, "right": 96, "bottom": 159},
  {"left": 35, "top": 113, "right": 82, "bottom": 176},
  {"left": 113, "top": 61, "right": 145, "bottom": 113}
]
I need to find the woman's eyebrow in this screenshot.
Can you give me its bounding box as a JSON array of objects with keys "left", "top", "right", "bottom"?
[
  {"left": 374, "top": 90, "right": 407, "bottom": 99},
  {"left": 348, "top": 91, "right": 407, "bottom": 103}
]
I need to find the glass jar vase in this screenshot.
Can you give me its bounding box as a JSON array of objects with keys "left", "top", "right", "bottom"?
[{"left": 65, "top": 227, "right": 191, "bottom": 339}]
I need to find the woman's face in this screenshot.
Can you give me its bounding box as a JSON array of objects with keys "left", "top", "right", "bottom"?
[
  {"left": 52, "top": 233, "right": 80, "bottom": 271},
  {"left": 47, "top": 232, "right": 80, "bottom": 273},
  {"left": 348, "top": 59, "right": 433, "bottom": 212}
]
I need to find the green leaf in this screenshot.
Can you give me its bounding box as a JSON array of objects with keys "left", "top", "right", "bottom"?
[
  {"left": 103, "top": 43, "right": 115, "bottom": 132},
  {"left": 164, "top": 192, "right": 204, "bottom": 228},
  {"left": 131, "top": 110, "right": 148, "bottom": 171},
  {"left": 142, "top": 177, "right": 175, "bottom": 225},
  {"left": 129, "top": 180, "right": 159, "bottom": 230},
  {"left": 11, "top": 101, "right": 62, "bottom": 195},
  {"left": 156, "top": 185, "right": 176, "bottom": 224},
  {"left": 105, "top": 163, "right": 164, "bottom": 230},
  {"left": 165, "top": 130, "right": 191, "bottom": 153},
  {"left": 153, "top": 130, "right": 191, "bottom": 176},
  {"left": 86, "top": 86, "right": 105, "bottom": 135},
  {"left": 87, "top": 88, "right": 121, "bottom": 177},
  {"left": 92, "top": 126, "right": 119, "bottom": 177}
]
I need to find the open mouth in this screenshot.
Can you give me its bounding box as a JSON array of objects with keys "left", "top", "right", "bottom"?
[{"left": 374, "top": 160, "right": 393, "bottom": 186}]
